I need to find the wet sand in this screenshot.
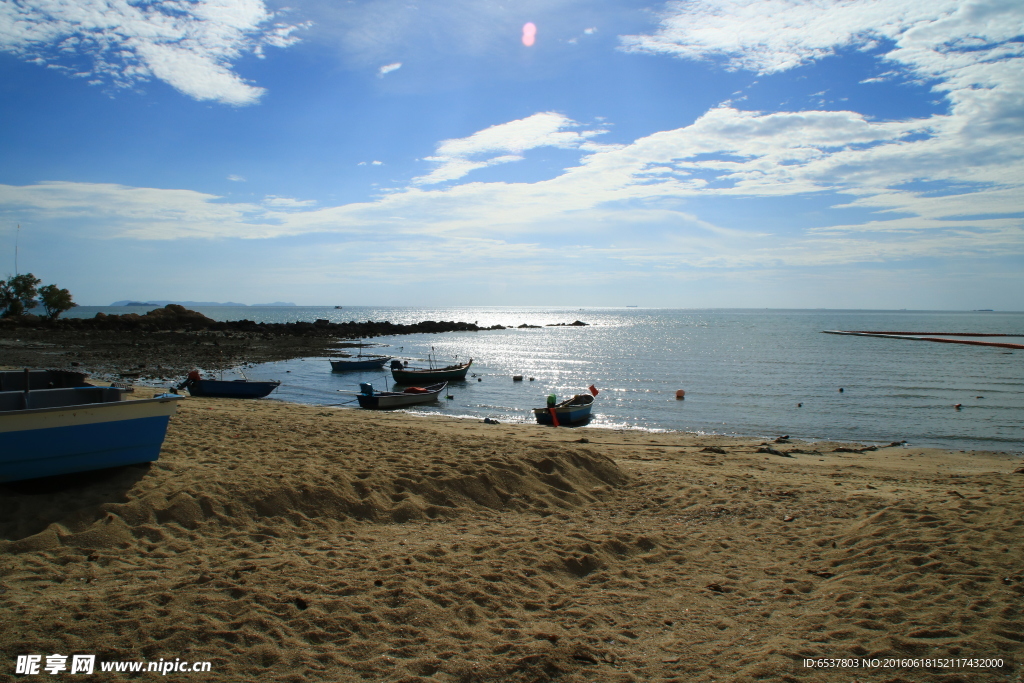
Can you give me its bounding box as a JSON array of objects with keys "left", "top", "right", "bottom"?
[{"left": 1, "top": 390, "right": 1022, "bottom": 681}]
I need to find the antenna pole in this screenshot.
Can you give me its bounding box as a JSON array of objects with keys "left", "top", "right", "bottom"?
[{"left": 15, "top": 224, "right": 19, "bottom": 274}]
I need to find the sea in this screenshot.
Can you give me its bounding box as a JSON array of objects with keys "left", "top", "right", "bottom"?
[{"left": 69, "top": 306, "right": 1024, "bottom": 453}]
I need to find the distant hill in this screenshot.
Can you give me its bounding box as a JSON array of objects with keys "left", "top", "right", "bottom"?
[{"left": 110, "top": 300, "right": 297, "bottom": 307}]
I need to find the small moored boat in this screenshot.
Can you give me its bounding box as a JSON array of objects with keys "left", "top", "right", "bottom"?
[
  {"left": 178, "top": 370, "right": 280, "bottom": 398},
  {"left": 390, "top": 359, "right": 472, "bottom": 384},
  {"left": 356, "top": 382, "right": 447, "bottom": 409},
  {"left": 330, "top": 341, "right": 391, "bottom": 371},
  {"left": 0, "top": 385, "right": 183, "bottom": 483},
  {"left": 533, "top": 393, "right": 594, "bottom": 426},
  {"left": 330, "top": 357, "right": 390, "bottom": 371}
]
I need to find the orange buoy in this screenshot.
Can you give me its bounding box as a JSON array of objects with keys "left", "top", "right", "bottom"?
[{"left": 675, "top": 389, "right": 685, "bottom": 399}]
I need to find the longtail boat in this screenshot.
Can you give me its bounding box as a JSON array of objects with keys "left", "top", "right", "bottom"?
[{"left": 390, "top": 359, "right": 472, "bottom": 384}]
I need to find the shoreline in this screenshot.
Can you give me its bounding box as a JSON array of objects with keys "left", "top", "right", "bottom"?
[
  {"left": 2, "top": 390, "right": 1022, "bottom": 681},
  {"left": 8, "top": 307, "right": 1024, "bottom": 456},
  {"left": 0, "top": 305, "right": 503, "bottom": 382}
]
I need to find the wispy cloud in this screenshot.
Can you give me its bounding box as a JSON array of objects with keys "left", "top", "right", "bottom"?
[
  {"left": 414, "top": 112, "right": 607, "bottom": 185},
  {"left": 620, "top": 0, "right": 954, "bottom": 74},
  {"left": 0, "top": 0, "right": 307, "bottom": 105},
  {"left": 262, "top": 196, "right": 316, "bottom": 208},
  {"left": 378, "top": 62, "right": 402, "bottom": 77}
]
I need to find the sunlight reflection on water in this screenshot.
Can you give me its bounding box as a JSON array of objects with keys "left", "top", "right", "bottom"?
[
  {"left": 77, "top": 306, "right": 1022, "bottom": 451},
  {"left": 226, "top": 308, "right": 1024, "bottom": 452}
]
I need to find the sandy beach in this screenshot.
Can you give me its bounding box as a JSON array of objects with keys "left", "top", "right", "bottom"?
[{"left": 2, "top": 388, "right": 1022, "bottom": 682}]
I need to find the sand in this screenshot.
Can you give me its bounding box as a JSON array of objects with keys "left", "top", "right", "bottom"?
[{"left": 1, "top": 389, "right": 1022, "bottom": 682}]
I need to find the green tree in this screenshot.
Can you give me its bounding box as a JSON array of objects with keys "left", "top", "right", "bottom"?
[
  {"left": 0, "top": 273, "right": 41, "bottom": 318},
  {"left": 39, "top": 283, "right": 77, "bottom": 320}
]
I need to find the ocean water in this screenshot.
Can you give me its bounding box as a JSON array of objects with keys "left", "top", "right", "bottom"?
[{"left": 70, "top": 306, "right": 1024, "bottom": 451}]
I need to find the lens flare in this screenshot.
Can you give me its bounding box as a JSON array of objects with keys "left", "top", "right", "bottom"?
[{"left": 522, "top": 22, "right": 537, "bottom": 47}]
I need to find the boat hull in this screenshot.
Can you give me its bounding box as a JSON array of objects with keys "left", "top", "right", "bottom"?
[
  {"left": 532, "top": 394, "right": 594, "bottom": 425},
  {"left": 533, "top": 405, "right": 593, "bottom": 425},
  {"left": 391, "top": 360, "right": 472, "bottom": 384},
  {"left": 356, "top": 382, "right": 447, "bottom": 409},
  {"left": 185, "top": 379, "right": 280, "bottom": 398},
  {"left": 0, "top": 390, "right": 183, "bottom": 483},
  {"left": 330, "top": 357, "right": 390, "bottom": 371}
]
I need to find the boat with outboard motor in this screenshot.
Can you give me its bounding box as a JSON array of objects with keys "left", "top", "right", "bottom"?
[{"left": 355, "top": 381, "right": 448, "bottom": 409}]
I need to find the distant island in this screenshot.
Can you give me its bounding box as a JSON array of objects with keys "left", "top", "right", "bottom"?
[{"left": 110, "top": 300, "right": 297, "bottom": 307}]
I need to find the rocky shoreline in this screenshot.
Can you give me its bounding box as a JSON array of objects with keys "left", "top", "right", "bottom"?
[{"left": 0, "top": 304, "right": 506, "bottom": 383}]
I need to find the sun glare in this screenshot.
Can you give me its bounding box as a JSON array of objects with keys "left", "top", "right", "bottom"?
[{"left": 522, "top": 22, "right": 537, "bottom": 47}]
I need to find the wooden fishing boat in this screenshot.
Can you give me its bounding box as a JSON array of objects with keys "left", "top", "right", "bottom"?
[
  {"left": 533, "top": 393, "right": 594, "bottom": 425},
  {"left": 0, "top": 386, "right": 183, "bottom": 483},
  {"left": 356, "top": 381, "right": 447, "bottom": 409},
  {"left": 330, "top": 341, "right": 391, "bottom": 371},
  {"left": 178, "top": 371, "right": 280, "bottom": 398},
  {"left": 390, "top": 359, "right": 472, "bottom": 383}
]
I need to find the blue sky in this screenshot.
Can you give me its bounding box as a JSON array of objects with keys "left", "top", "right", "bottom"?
[{"left": 1, "top": 0, "right": 1022, "bottom": 308}]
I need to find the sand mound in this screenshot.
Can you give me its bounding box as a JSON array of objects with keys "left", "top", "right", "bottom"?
[{"left": 1, "top": 399, "right": 626, "bottom": 551}]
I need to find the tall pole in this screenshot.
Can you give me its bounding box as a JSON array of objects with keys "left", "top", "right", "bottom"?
[{"left": 15, "top": 223, "right": 19, "bottom": 274}]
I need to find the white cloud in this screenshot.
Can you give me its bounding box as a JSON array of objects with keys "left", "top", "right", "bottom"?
[
  {"left": 414, "top": 112, "right": 607, "bottom": 185},
  {"left": 619, "top": 0, "right": 963, "bottom": 74},
  {"left": 378, "top": 62, "right": 402, "bottom": 76},
  {"left": 262, "top": 195, "right": 316, "bottom": 208},
  {"left": 603, "top": 0, "right": 1024, "bottom": 253},
  {"left": 227, "top": 174, "right": 246, "bottom": 182},
  {"left": 4, "top": 0, "right": 1024, "bottom": 273},
  {"left": 0, "top": 0, "right": 307, "bottom": 105}
]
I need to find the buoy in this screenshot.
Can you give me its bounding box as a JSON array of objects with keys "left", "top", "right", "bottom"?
[
  {"left": 477, "top": 378, "right": 482, "bottom": 382},
  {"left": 513, "top": 375, "right": 523, "bottom": 381},
  {"left": 675, "top": 389, "right": 685, "bottom": 399},
  {"left": 839, "top": 387, "right": 844, "bottom": 393},
  {"left": 955, "top": 404, "right": 962, "bottom": 410},
  {"left": 797, "top": 402, "right": 802, "bottom": 407}
]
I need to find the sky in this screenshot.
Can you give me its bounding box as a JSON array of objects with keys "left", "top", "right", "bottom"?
[{"left": 0, "top": 0, "right": 1022, "bottom": 309}]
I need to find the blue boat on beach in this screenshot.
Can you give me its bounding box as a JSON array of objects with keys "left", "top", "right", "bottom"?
[
  {"left": 0, "top": 386, "right": 183, "bottom": 483},
  {"left": 533, "top": 393, "right": 594, "bottom": 426},
  {"left": 178, "top": 371, "right": 281, "bottom": 398}
]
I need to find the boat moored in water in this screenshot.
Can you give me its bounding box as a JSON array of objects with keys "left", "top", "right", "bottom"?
[
  {"left": 356, "top": 381, "right": 448, "bottom": 409},
  {"left": 330, "top": 356, "right": 391, "bottom": 371},
  {"left": 330, "top": 341, "right": 391, "bottom": 371},
  {"left": 390, "top": 359, "right": 472, "bottom": 384}
]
